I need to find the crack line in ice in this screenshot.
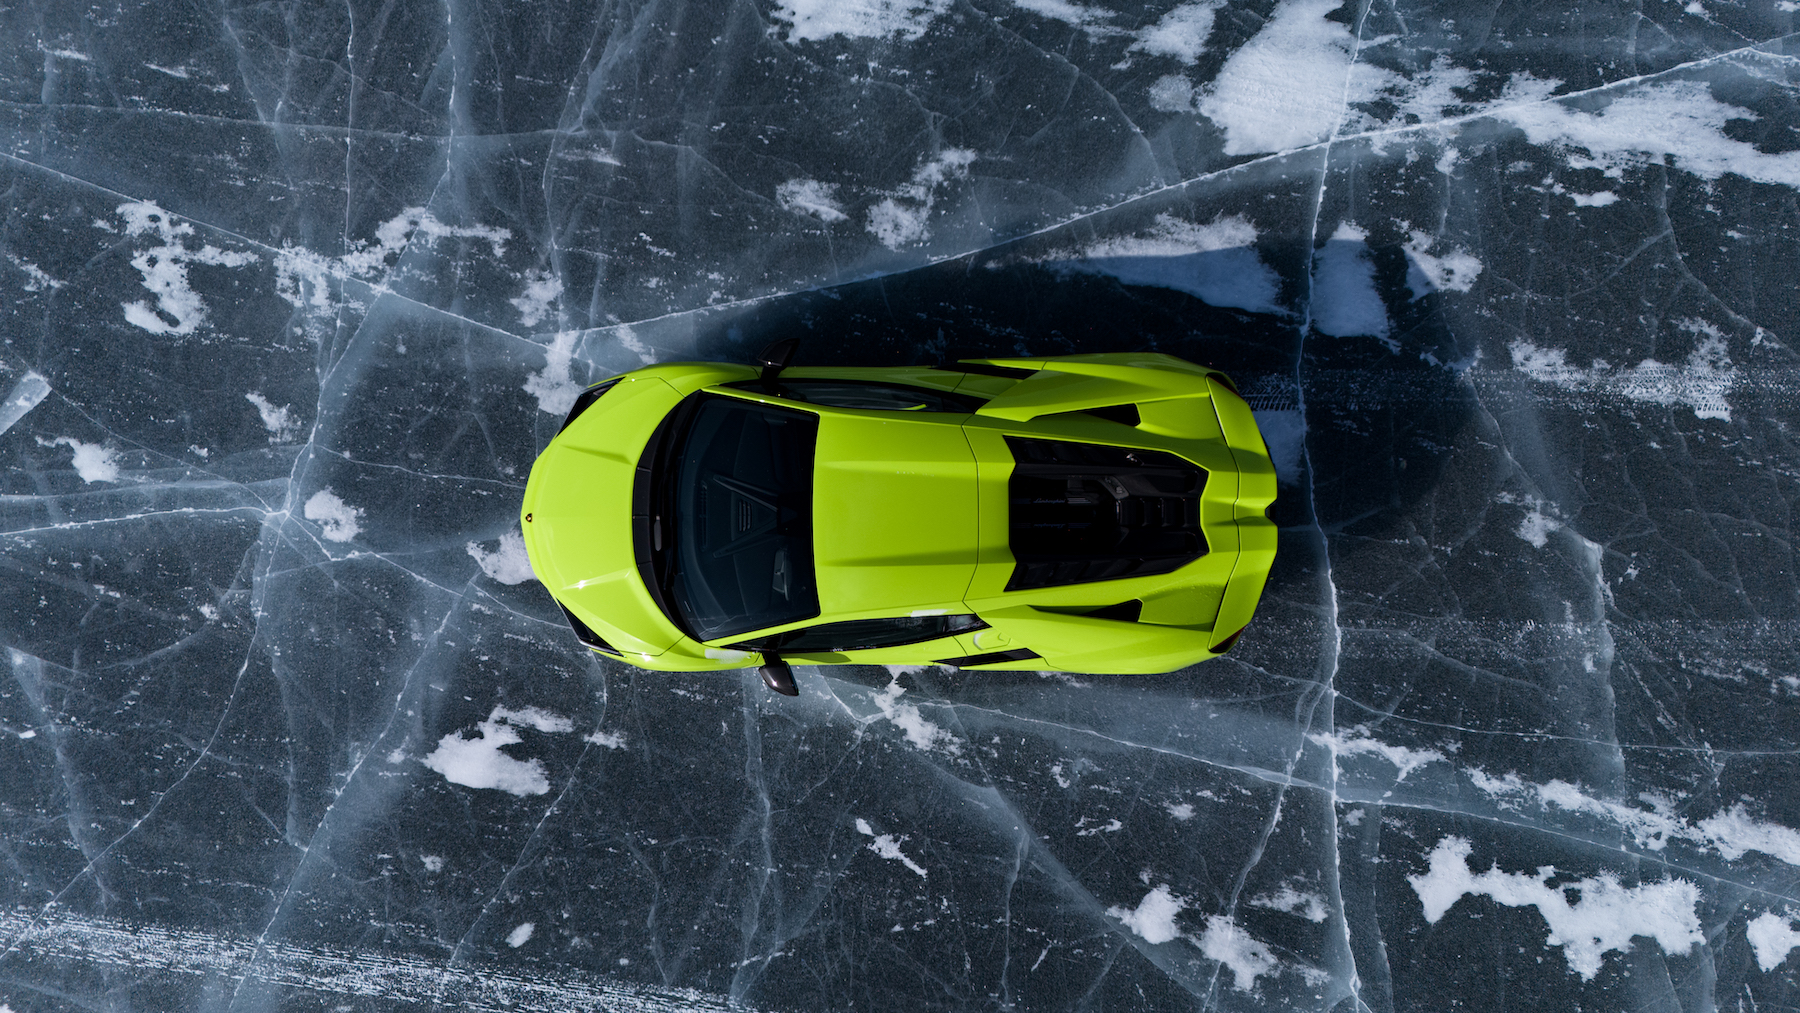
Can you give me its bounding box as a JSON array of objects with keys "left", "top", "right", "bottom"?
[
  {"left": 224, "top": 579, "right": 469, "bottom": 1003},
  {"left": 311, "top": 446, "right": 525, "bottom": 490},
  {"left": 0, "top": 638, "right": 268, "bottom": 960},
  {"left": 3, "top": 32, "right": 1793, "bottom": 361},
  {"left": 443, "top": 721, "right": 603, "bottom": 972},
  {"left": 24, "top": 38, "right": 1780, "bottom": 368},
  {"left": 1279, "top": 0, "right": 1371, "bottom": 1000},
  {"left": 922, "top": 702, "right": 1800, "bottom": 906},
  {"left": 17, "top": 26, "right": 1772, "bottom": 361},
  {"left": 1331, "top": 687, "right": 1797, "bottom": 757}
]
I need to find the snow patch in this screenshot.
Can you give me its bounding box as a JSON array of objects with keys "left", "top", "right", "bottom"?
[
  {"left": 38, "top": 436, "right": 121, "bottom": 483},
  {"left": 0, "top": 372, "right": 51, "bottom": 437},
  {"left": 869, "top": 679, "right": 961, "bottom": 754},
  {"left": 116, "top": 201, "right": 259, "bottom": 335},
  {"left": 584, "top": 730, "right": 627, "bottom": 749},
  {"left": 776, "top": 178, "right": 849, "bottom": 222},
  {"left": 1501, "top": 777, "right": 1800, "bottom": 867},
  {"left": 245, "top": 392, "right": 300, "bottom": 443},
  {"left": 1495, "top": 81, "right": 1800, "bottom": 190},
  {"left": 1197, "top": 0, "right": 1357, "bottom": 155},
  {"left": 771, "top": 0, "right": 951, "bottom": 42},
  {"left": 1009, "top": 0, "right": 1116, "bottom": 28},
  {"left": 1108, "top": 884, "right": 1185, "bottom": 944},
  {"left": 421, "top": 706, "right": 575, "bottom": 797},
  {"left": 303, "top": 488, "right": 364, "bottom": 543},
  {"left": 1358, "top": 58, "right": 1476, "bottom": 130},
  {"left": 1309, "top": 726, "right": 1444, "bottom": 780},
  {"left": 1468, "top": 768, "right": 1527, "bottom": 798},
  {"left": 1311, "top": 222, "right": 1390, "bottom": 343},
  {"left": 866, "top": 149, "right": 977, "bottom": 249},
  {"left": 1129, "top": 1, "right": 1220, "bottom": 65},
  {"left": 1401, "top": 229, "right": 1483, "bottom": 299},
  {"left": 1250, "top": 884, "right": 1329, "bottom": 922},
  {"left": 523, "top": 331, "right": 584, "bottom": 416},
  {"left": 1494, "top": 492, "right": 1562, "bottom": 548},
  {"left": 1148, "top": 74, "right": 1197, "bottom": 112},
  {"left": 1510, "top": 325, "right": 1736, "bottom": 421},
  {"left": 420, "top": 855, "right": 443, "bottom": 872},
  {"left": 490, "top": 706, "right": 576, "bottom": 734},
  {"left": 1199, "top": 915, "right": 1278, "bottom": 991},
  {"left": 1165, "top": 801, "right": 1195, "bottom": 821},
  {"left": 855, "top": 818, "right": 927, "bottom": 877},
  {"left": 1048, "top": 213, "right": 1281, "bottom": 313},
  {"left": 1408, "top": 836, "right": 1701, "bottom": 980},
  {"left": 1570, "top": 191, "right": 1620, "bottom": 207},
  {"left": 506, "top": 923, "right": 534, "bottom": 948},
  {"left": 614, "top": 323, "right": 657, "bottom": 365},
  {"left": 510, "top": 268, "right": 563, "bottom": 328},
  {"left": 1746, "top": 912, "right": 1800, "bottom": 972},
  {"left": 273, "top": 206, "right": 509, "bottom": 311},
  {"left": 467, "top": 530, "right": 535, "bottom": 585},
  {"left": 7, "top": 252, "right": 63, "bottom": 291},
  {"left": 1076, "top": 817, "right": 1123, "bottom": 836},
  {"left": 1695, "top": 805, "right": 1800, "bottom": 866}
]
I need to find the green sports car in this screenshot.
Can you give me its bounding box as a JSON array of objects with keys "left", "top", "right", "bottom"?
[{"left": 519, "top": 346, "right": 1277, "bottom": 695}]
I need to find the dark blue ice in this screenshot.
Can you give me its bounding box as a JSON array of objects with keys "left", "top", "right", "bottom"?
[{"left": 2, "top": 1, "right": 1797, "bottom": 1010}]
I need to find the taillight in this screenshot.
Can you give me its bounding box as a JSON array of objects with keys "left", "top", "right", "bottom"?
[{"left": 1209, "top": 626, "right": 1245, "bottom": 654}]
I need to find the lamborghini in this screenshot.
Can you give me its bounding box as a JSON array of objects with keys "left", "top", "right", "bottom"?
[{"left": 519, "top": 344, "right": 1277, "bottom": 695}]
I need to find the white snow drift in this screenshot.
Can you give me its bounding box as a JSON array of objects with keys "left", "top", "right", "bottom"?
[{"left": 1408, "top": 836, "right": 1701, "bottom": 980}]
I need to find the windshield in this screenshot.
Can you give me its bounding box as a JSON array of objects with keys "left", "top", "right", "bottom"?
[{"left": 643, "top": 395, "right": 820, "bottom": 641}]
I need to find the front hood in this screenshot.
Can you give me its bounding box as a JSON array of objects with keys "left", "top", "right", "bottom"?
[
  {"left": 521, "top": 376, "right": 685, "bottom": 656},
  {"left": 810, "top": 412, "right": 980, "bottom": 615}
]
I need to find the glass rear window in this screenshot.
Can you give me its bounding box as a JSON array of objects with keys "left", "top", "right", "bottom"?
[{"left": 651, "top": 396, "right": 820, "bottom": 641}]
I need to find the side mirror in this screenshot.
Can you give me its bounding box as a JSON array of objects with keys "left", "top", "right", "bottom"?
[
  {"left": 756, "top": 338, "right": 799, "bottom": 390},
  {"left": 758, "top": 654, "right": 798, "bottom": 696}
]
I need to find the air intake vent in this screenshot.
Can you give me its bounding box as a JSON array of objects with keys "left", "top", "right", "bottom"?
[
  {"left": 1081, "top": 599, "right": 1142, "bottom": 623},
  {"left": 558, "top": 377, "right": 623, "bottom": 435},
  {"left": 557, "top": 601, "right": 622, "bottom": 656},
  {"left": 1083, "top": 404, "right": 1140, "bottom": 427},
  {"left": 934, "top": 648, "right": 1041, "bottom": 668},
  {"left": 1005, "top": 437, "right": 1206, "bottom": 591}
]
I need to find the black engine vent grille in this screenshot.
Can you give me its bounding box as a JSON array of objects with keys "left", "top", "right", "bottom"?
[
  {"left": 934, "top": 648, "right": 1041, "bottom": 668},
  {"left": 1004, "top": 437, "right": 1206, "bottom": 591}
]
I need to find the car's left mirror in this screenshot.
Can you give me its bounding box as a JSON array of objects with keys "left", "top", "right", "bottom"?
[{"left": 756, "top": 338, "right": 800, "bottom": 388}]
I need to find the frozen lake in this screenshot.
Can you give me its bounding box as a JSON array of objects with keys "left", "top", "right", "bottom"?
[{"left": 2, "top": 1, "right": 1797, "bottom": 1010}]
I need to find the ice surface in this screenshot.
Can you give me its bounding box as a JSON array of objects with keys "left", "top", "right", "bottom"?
[{"left": 2, "top": 0, "right": 1797, "bottom": 1011}]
